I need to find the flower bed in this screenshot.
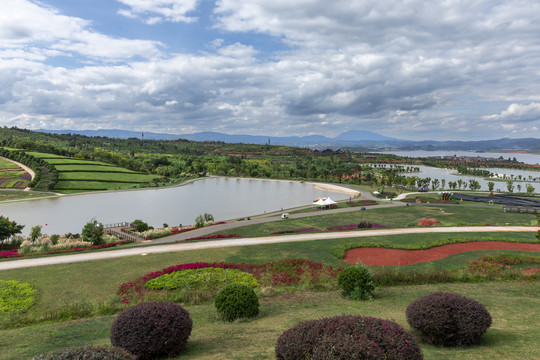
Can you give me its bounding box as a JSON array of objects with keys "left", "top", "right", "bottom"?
[
  {"left": 0, "top": 250, "right": 20, "bottom": 259},
  {"left": 326, "top": 223, "right": 386, "bottom": 231},
  {"left": 1, "top": 241, "right": 131, "bottom": 259},
  {"left": 467, "top": 254, "right": 540, "bottom": 275},
  {"left": 118, "top": 259, "right": 342, "bottom": 304},
  {"left": 181, "top": 234, "right": 241, "bottom": 242},
  {"left": 269, "top": 228, "right": 316, "bottom": 235}
]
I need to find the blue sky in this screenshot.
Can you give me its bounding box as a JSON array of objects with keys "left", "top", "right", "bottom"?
[{"left": 1, "top": 0, "right": 539, "bottom": 140}]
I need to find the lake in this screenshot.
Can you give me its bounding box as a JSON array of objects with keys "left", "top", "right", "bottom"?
[
  {"left": 0, "top": 177, "right": 351, "bottom": 236},
  {"left": 374, "top": 150, "right": 540, "bottom": 165}
]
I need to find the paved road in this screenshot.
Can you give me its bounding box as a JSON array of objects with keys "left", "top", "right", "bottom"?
[{"left": 1, "top": 226, "right": 537, "bottom": 271}]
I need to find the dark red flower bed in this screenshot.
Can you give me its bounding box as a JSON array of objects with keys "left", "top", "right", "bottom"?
[
  {"left": 181, "top": 234, "right": 241, "bottom": 241},
  {"left": 269, "top": 228, "right": 317, "bottom": 235},
  {"left": 0, "top": 241, "right": 131, "bottom": 259},
  {"left": 118, "top": 259, "right": 343, "bottom": 304},
  {"left": 0, "top": 249, "right": 20, "bottom": 258}
]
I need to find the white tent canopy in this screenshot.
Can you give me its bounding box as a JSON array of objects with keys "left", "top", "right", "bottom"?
[{"left": 313, "top": 197, "right": 337, "bottom": 206}]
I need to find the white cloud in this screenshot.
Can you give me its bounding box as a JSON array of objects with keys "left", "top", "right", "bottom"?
[
  {"left": 116, "top": 0, "right": 200, "bottom": 24},
  {"left": 1, "top": 0, "right": 163, "bottom": 62},
  {"left": 483, "top": 103, "right": 540, "bottom": 123}
]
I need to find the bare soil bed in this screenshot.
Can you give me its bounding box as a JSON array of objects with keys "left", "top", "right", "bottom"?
[{"left": 343, "top": 241, "right": 540, "bottom": 265}]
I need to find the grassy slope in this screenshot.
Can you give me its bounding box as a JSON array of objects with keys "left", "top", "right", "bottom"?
[{"left": 215, "top": 205, "right": 538, "bottom": 238}]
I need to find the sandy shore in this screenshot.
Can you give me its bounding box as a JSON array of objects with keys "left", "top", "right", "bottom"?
[{"left": 307, "top": 182, "right": 360, "bottom": 196}]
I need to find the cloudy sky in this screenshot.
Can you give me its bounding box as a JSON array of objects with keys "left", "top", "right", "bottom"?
[{"left": 1, "top": 0, "right": 540, "bottom": 140}]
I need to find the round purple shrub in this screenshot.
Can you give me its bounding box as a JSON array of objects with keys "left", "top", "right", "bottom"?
[
  {"left": 406, "top": 292, "right": 492, "bottom": 347},
  {"left": 110, "top": 301, "right": 192, "bottom": 360},
  {"left": 275, "top": 315, "right": 423, "bottom": 360}
]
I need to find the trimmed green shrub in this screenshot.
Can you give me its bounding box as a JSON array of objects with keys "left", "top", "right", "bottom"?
[
  {"left": 110, "top": 301, "right": 192, "bottom": 360},
  {"left": 337, "top": 264, "right": 375, "bottom": 300},
  {"left": 214, "top": 283, "right": 259, "bottom": 322},
  {"left": 31, "top": 345, "right": 135, "bottom": 360},
  {"left": 0, "top": 280, "right": 38, "bottom": 313},
  {"left": 275, "top": 315, "right": 423, "bottom": 360},
  {"left": 145, "top": 267, "right": 259, "bottom": 291},
  {"left": 406, "top": 291, "right": 492, "bottom": 347}
]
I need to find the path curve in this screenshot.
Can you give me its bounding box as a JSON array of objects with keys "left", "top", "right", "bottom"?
[
  {"left": 0, "top": 226, "right": 537, "bottom": 270},
  {"left": 343, "top": 241, "right": 540, "bottom": 266},
  {"left": 0, "top": 156, "right": 35, "bottom": 191}
]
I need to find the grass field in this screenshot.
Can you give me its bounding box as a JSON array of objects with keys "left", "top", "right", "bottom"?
[
  {"left": 213, "top": 205, "right": 538, "bottom": 238},
  {"left": 21, "top": 151, "right": 161, "bottom": 192},
  {"left": 0, "top": 236, "right": 538, "bottom": 360}
]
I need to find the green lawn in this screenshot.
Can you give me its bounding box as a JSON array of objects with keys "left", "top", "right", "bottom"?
[
  {"left": 0, "top": 190, "right": 52, "bottom": 202},
  {"left": 54, "top": 165, "right": 139, "bottom": 173},
  {"left": 57, "top": 171, "right": 158, "bottom": 183},
  {"left": 44, "top": 158, "right": 112, "bottom": 166},
  {"left": 214, "top": 205, "right": 537, "bottom": 238},
  {"left": 54, "top": 180, "right": 144, "bottom": 191}
]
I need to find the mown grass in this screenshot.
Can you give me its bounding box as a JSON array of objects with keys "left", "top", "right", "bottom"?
[
  {"left": 54, "top": 165, "right": 139, "bottom": 173},
  {"left": 0, "top": 282, "right": 538, "bottom": 360},
  {"left": 0, "top": 191, "right": 53, "bottom": 202},
  {"left": 43, "top": 158, "right": 112, "bottom": 166},
  {"left": 57, "top": 171, "right": 158, "bottom": 183},
  {"left": 214, "top": 205, "right": 537, "bottom": 238},
  {"left": 54, "top": 181, "right": 151, "bottom": 191}
]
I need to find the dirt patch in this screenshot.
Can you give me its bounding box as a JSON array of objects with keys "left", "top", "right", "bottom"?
[
  {"left": 417, "top": 218, "right": 441, "bottom": 226},
  {"left": 343, "top": 241, "right": 540, "bottom": 266}
]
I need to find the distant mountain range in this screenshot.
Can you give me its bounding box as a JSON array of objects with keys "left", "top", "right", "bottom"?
[{"left": 38, "top": 129, "right": 540, "bottom": 151}]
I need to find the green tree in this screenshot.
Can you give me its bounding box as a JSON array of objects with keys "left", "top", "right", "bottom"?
[
  {"left": 0, "top": 216, "right": 24, "bottom": 248},
  {"left": 506, "top": 181, "right": 514, "bottom": 193},
  {"left": 29, "top": 225, "right": 42, "bottom": 243},
  {"left": 131, "top": 219, "right": 149, "bottom": 232},
  {"left": 526, "top": 183, "right": 535, "bottom": 194},
  {"left": 81, "top": 219, "right": 104, "bottom": 245},
  {"left": 487, "top": 181, "right": 495, "bottom": 192}
]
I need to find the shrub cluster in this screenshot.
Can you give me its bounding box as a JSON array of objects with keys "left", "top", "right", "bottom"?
[
  {"left": 119, "top": 259, "right": 341, "bottom": 304},
  {"left": 406, "top": 292, "right": 492, "bottom": 347},
  {"left": 110, "top": 301, "right": 192, "bottom": 360},
  {"left": 337, "top": 264, "right": 375, "bottom": 300},
  {"left": 32, "top": 345, "right": 135, "bottom": 360},
  {"left": 214, "top": 283, "right": 259, "bottom": 322},
  {"left": 0, "top": 280, "right": 38, "bottom": 313},
  {"left": 144, "top": 267, "right": 259, "bottom": 291},
  {"left": 275, "top": 315, "right": 423, "bottom": 360}
]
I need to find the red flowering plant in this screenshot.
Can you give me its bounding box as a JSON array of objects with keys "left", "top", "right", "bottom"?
[
  {"left": 181, "top": 234, "right": 241, "bottom": 241},
  {"left": 0, "top": 250, "right": 20, "bottom": 259},
  {"left": 117, "top": 259, "right": 343, "bottom": 304}
]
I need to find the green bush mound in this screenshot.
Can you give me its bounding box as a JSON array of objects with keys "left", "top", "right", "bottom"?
[
  {"left": 145, "top": 267, "right": 259, "bottom": 291},
  {"left": 0, "top": 280, "right": 38, "bottom": 314},
  {"left": 337, "top": 264, "right": 375, "bottom": 300},
  {"left": 214, "top": 283, "right": 259, "bottom": 322},
  {"left": 31, "top": 345, "right": 135, "bottom": 360},
  {"left": 110, "top": 301, "right": 192, "bottom": 360},
  {"left": 275, "top": 315, "right": 423, "bottom": 360},
  {"left": 406, "top": 291, "right": 492, "bottom": 347}
]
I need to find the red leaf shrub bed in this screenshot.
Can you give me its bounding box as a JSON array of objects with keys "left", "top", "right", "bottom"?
[
  {"left": 1, "top": 241, "right": 131, "bottom": 259},
  {"left": 181, "top": 234, "right": 241, "bottom": 241},
  {"left": 0, "top": 250, "right": 20, "bottom": 258},
  {"left": 118, "top": 259, "right": 342, "bottom": 304},
  {"left": 275, "top": 315, "right": 423, "bottom": 360}
]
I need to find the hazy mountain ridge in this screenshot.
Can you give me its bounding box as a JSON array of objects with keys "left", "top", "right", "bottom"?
[{"left": 38, "top": 129, "right": 539, "bottom": 151}]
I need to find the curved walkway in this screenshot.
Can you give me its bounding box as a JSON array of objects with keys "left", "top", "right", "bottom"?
[{"left": 1, "top": 226, "right": 537, "bottom": 270}]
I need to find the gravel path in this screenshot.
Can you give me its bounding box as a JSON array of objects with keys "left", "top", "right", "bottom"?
[{"left": 1, "top": 226, "right": 537, "bottom": 270}]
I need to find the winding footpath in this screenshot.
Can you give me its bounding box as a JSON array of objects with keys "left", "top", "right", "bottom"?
[{"left": 1, "top": 226, "right": 537, "bottom": 270}]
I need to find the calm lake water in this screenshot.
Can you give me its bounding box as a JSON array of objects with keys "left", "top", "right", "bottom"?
[
  {"left": 374, "top": 150, "right": 540, "bottom": 165},
  {"left": 0, "top": 177, "right": 349, "bottom": 236}
]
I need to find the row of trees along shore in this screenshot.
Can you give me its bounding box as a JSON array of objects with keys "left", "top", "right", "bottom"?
[{"left": 0, "top": 127, "right": 538, "bottom": 192}]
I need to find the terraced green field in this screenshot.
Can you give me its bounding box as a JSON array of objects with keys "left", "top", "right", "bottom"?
[{"left": 23, "top": 151, "right": 160, "bottom": 192}]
